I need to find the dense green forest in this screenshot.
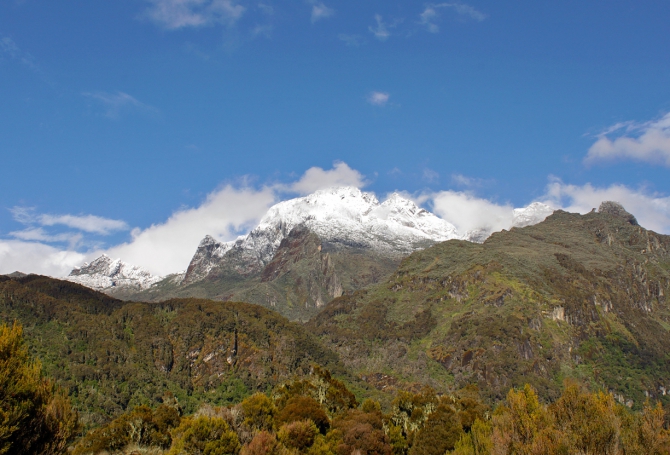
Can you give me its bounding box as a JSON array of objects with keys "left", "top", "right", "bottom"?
[
  {"left": 2, "top": 205, "right": 670, "bottom": 453},
  {"left": 3, "top": 320, "right": 669, "bottom": 454}
]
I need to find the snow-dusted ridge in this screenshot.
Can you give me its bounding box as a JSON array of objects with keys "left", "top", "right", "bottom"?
[
  {"left": 66, "top": 187, "right": 555, "bottom": 290},
  {"left": 182, "top": 187, "right": 462, "bottom": 283},
  {"left": 66, "top": 254, "right": 166, "bottom": 292}
]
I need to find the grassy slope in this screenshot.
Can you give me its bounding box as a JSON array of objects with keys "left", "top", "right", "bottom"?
[{"left": 307, "top": 210, "right": 670, "bottom": 408}]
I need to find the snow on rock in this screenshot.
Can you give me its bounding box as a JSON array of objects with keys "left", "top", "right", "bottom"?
[
  {"left": 183, "top": 187, "right": 461, "bottom": 283},
  {"left": 461, "top": 202, "right": 554, "bottom": 243},
  {"left": 67, "top": 189, "right": 558, "bottom": 290},
  {"left": 66, "top": 254, "right": 163, "bottom": 292},
  {"left": 513, "top": 202, "right": 555, "bottom": 228}
]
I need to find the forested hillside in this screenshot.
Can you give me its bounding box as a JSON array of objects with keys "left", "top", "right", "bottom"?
[
  {"left": 0, "top": 275, "right": 350, "bottom": 428},
  {"left": 308, "top": 203, "right": 670, "bottom": 408}
]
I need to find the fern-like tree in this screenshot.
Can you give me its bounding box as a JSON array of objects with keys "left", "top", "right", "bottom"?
[{"left": 0, "top": 322, "right": 79, "bottom": 455}]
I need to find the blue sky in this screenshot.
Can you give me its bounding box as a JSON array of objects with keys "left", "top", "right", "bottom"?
[{"left": 1, "top": 0, "right": 670, "bottom": 275}]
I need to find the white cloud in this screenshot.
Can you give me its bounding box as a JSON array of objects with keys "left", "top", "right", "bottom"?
[
  {"left": 428, "top": 179, "right": 670, "bottom": 236},
  {"left": 83, "top": 91, "right": 159, "bottom": 119},
  {"left": 430, "top": 191, "right": 514, "bottom": 234},
  {"left": 0, "top": 240, "right": 86, "bottom": 277},
  {"left": 367, "top": 91, "right": 390, "bottom": 106},
  {"left": 0, "top": 163, "right": 369, "bottom": 277},
  {"left": 310, "top": 2, "right": 334, "bottom": 23},
  {"left": 8, "top": 228, "right": 83, "bottom": 248},
  {"left": 369, "top": 14, "right": 391, "bottom": 41},
  {"left": 105, "top": 184, "right": 277, "bottom": 275},
  {"left": 584, "top": 112, "right": 670, "bottom": 167},
  {"left": 10, "top": 207, "right": 128, "bottom": 235},
  {"left": 540, "top": 179, "right": 670, "bottom": 233},
  {"left": 289, "top": 162, "right": 366, "bottom": 195},
  {"left": 39, "top": 214, "right": 128, "bottom": 234},
  {"left": 445, "top": 3, "right": 486, "bottom": 21},
  {"left": 143, "top": 0, "right": 245, "bottom": 30},
  {"left": 419, "top": 3, "right": 486, "bottom": 32}
]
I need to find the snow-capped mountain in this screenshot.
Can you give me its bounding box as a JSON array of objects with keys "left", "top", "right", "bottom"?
[
  {"left": 513, "top": 202, "right": 555, "bottom": 228},
  {"left": 66, "top": 254, "right": 165, "bottom": 292},
  {"left": 65, "top": 187, "right": 556, "bottom": 297},
  {"left": 183, "top": 187, "right": 461, "bottom": 284}
]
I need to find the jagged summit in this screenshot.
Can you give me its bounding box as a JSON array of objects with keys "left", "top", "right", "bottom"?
[
  {"left": 182, "top": 187, "right": 461, "bottom": 284},
  {"left": 67, "top": 187, "right": 558, "bottom": 302},
  {"left": 513, "top": 202, "right": 555, "bottom": 228},
  {"left": 598, "top": 201, "right": 639, "bottom": 226},
  {"left": 66, "top": 254, "right": 164, "bottom": 292}
]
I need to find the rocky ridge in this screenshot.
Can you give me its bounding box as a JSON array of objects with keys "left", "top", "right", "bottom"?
[
  {"left": 66, "top": 254, "right": 165, "bottom": 292},
  {"left": 182, "top": 187, "right": 462, "bottom": 285},
  {"left": 65, "top": 187, "right": 555, "bottom": 316}
]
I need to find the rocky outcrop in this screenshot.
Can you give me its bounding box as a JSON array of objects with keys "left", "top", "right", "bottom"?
[
  {"left": 598, "top": 201, "right": 639, "bottom": 226},
  {"left": 66, "top": 254, "right": 162, "bottom": 293}
]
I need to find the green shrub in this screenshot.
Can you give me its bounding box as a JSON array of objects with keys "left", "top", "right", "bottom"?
[
  {"left": 0, "top": 322, "right": 79, "bottom": 455},
  {"left": 169, "top": 415, "right": 240, "bottom": 455}
]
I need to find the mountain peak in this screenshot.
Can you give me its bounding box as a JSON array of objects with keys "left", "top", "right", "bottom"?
[
  {"left": 66, "top": 255, "right": 162, "bottom": 292},
  {"left": 598, "top": 201, "right": 639, "bottom": 226}
]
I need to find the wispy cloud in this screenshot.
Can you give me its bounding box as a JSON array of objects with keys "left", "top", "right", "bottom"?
[
  {"left": 338, "top": 34, "right": 363, "bottom": 47},
  {"left": 82, "top": 91, "right": 159, "bottom": 119},
  {"left": 584, "top": 112, "right": 670, "bottom": 167},
  {"left": 369, "top": 14, "right": 392, "bottom": 41},
  {"left": 142, "top": 0, "right": 246, "bottom": 30},
  {"left": 419, "top": 3, "right": 486, "bottom": 32},
  {"left": 4, "top": 208, "right": 129, "bottom": 263},
  {"left": 10, "top": 207, "right": 129, "bottom": 235},
  {"left": 423, "top": 168, "right": 440, "bottom": 183},
  {"left": 9, "top": 228, "right": 83, "bottom": 247},
  {"left": 0, "top": 37, "right": 38, "bottom": 70},
  {"left": 251, "top": 24, "right": 273, "bottom": 38},
  {"left": 310, "top": 1, "right": 334, "bottom": 23},
  {"left": 450, "top": 173, "right": 493, "bottom": 188},
  {"left": 367, "top": 91, "right": 390, "bottom": 106}
]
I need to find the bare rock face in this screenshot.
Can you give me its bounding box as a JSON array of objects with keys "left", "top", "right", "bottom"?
[
  {"left": 598, "top": 201, "right": 639, "bottom": 226},
  {"left": 182, "top": 236, "right": 234, "bottom": 285}
]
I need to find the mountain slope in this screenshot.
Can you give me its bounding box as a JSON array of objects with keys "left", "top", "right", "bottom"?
[
  {"left": 0, "top": 275, "right": 351, "bottom": 427},
  {"left": 65, "top": 254, "right": 172, "bottom": 298},
  {"left": 67, "top": 187, "right": 554, "bottom": 320},
  {"left": 181, "top": 187, "right": 461, "bottom": 285},
  {"left": 307, "top": 202, "right": 670, "bottom": 407},
  {"left": 126, "top": 188, "right": 464, "bottom": 319}
]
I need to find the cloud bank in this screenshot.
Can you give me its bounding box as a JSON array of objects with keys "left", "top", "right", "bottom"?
[
  {"left": 585, "top": 112, "right": 670, "bottom": 167},
  {"left": 3, "top": 163, "right": 670, "bottom": 278},
  {"left": 0, "top": 163, "right": 368, "bottom": 277}
]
